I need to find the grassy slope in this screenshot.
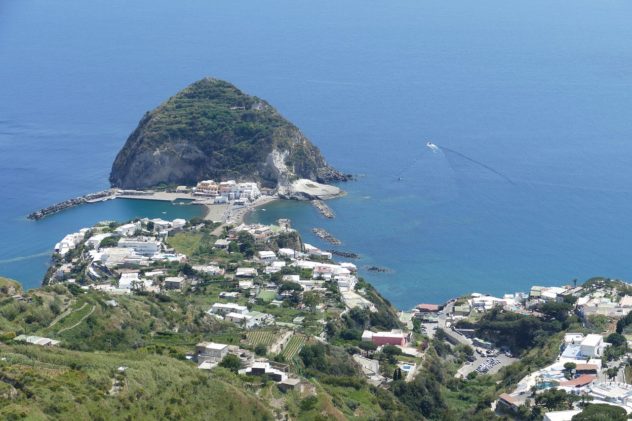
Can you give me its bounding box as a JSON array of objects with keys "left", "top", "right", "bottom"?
[{"left": 0, "top": 344, "right": 273, "bottom": 420}]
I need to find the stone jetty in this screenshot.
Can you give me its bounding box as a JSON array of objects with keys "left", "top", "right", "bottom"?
[
  {"left": 27, "top": 189, "right": 116, "bottom": 220},
  {"left": 328, "top": 249, "right": 359, "bottom": 259},
  {"left": 312, "top": 228, "right": 341, "bottom": 245},
  {"left": 312, "top": 200, "right": 334, "bottom": 218}
]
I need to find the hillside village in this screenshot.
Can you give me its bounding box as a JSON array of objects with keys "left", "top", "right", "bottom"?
[
  {"left": 408, "top": 280, "right": 632, "bottom": 420},
  {"left": 3, "top": 215, "right": 632, "bottom": 420}
]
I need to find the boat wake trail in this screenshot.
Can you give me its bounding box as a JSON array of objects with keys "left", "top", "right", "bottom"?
[
  {"left": 396, "top": 155, "right": 425, "bottom": 180},
  {"left": 0, "top": 251, "right": 51, "bottom": 265},
  {"left": 439, "top": 146, "right": 515, "bottom": 185}
]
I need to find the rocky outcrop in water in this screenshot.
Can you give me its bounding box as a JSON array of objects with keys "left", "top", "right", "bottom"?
[{"left": 110, "top": 78, "right": 350, "bottom": 189}]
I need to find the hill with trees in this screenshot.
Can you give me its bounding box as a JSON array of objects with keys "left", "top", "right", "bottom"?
[{"left": 110, "top": 78, "right": 349, "bottom": 189}]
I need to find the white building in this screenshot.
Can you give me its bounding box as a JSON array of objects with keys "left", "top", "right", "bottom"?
[
  {"left": 580, "top": 334, "right": 605, "bottom": 358},
  {"left": 149, "top": 218, "right": 172, "bottom": 232},
  {"left": 54, "top": 229, "right": 89, "bottom": 255},
  {"left": 236, "top": 182, "right": 260, "bottom": 201},
  {"left": 336, "top": 275, "right": 358, "bottom": 292},
  {"left": 172, "top": 219, "right": 186, "bottom": 229},
  {"left": 86, "top": 233, "right": 112, "bottom": 250},
  {"left": 192, "top": 265, "right": 225, "bottom": 276},
  {"left": 214, "top": 239, "right": 231, "bottom": 249},
  {"left": 564, "top": 333, "right": 585, "bottom": 345},
  {"left": 240, "top": 362, "right": 287, "bottom": 382},
  {"left": 238, "top": 280, "right": 254, "bottom": 290},
  {"left": 164, "top": 276, "right": 185, "bottom": 290},
  {"left": 588, "top": 382, "right": 632, "bottom": 406},
  {"left": 119, "top": 272, "right": 140, "bottom": 289},
  {"left": 209, "top": 303, "right": 249, "bottom": 316},
  {"left": 264, "top": 261, "right": 286, "bottom": 274},
  {"left": 236, "top": 267, "right": 258, "bottom": 278},
  {"left": 118, "top": 237, "right": 161, "bottom": 256},
  {"left": 115, "top": 222, "right": 141, "bottom": 237},
  {"left": 100, "top": 247, "right": 144, "bottom": 268},
  {"left": 196, "top": 342, "right": 229, "bottom": 362},
  {"left": 304, "top": 243, "right": 332, "bottom": 260},
  {"left": 278, "top": 248, "right": 299, "bottom": 258},
  {"left": 258, "top": 250, "right": 276, "bottom": 263}
]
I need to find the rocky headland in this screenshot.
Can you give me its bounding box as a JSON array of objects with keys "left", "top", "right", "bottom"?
[{"left": 109, "top": 77, "right": 350, "bottom": 191}]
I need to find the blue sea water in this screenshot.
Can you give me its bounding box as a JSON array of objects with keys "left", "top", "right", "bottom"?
[{"left": 1, "top": 0, "right": 632, "bottom": 308}]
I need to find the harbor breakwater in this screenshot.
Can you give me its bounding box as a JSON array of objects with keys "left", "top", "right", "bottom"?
[
  {"left": 27, "top": 190, "right": 117, "bottom": 220},
  {"left": 312, "top": 200, "right": 334, "bottom": 218}
]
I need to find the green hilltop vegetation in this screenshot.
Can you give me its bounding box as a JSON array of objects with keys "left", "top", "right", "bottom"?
[{"left": 109, "top": 78, "right": 347, "bottom": 189}]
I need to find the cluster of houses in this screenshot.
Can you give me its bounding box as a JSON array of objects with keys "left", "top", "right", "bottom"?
[
  {"left": 415, "top": 283, "right": 632, "bottom": 323},
  {"left": 193, "top": 180, "right": 261, "bottom": 204},
  {"left": 50, "top": 219, "right": 191, "bottom": 293},
  {"left": 216, "top": 224, "right": 372, "bottom": 313},
  {"left": 576, "top": 289, "right": 632, "bottom": 318},
  {"left": 258, "top": 242, "right": 375, "bottom": 312},
  {"left": 408, "top": 280, "right": 632, "bottom": 419},
  {"left": 497, "top": 332, "right": 632, "bottom": 418},
  {"left": 54, "top": 228, "right": 91, "bottom": 256}
]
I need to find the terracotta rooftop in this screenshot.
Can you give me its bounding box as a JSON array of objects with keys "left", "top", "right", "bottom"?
[
  {"left": 417, "top": 303, "right": 440, "bottom": 312},
  {"left": 559, "top": 374, "right": 596, "bottom": 388},
  {"left": 575, "top": 364, "right": 598, "bottom": 372},
  {"left": 498, "top": 393, "right": 519, "bottom": 406}
]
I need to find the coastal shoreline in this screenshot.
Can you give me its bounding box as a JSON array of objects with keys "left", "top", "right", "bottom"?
[
  {"left": 27, "top": 182, "right": 344, "bottom": 223},
  {"left": 225, "top": 195, "right": 279, "bottom": 225}
]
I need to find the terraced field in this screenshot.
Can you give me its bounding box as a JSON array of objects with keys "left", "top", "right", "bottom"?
[
  {"left": 246, "top": 329, "right": 276, "bottom": 347},
  {"left": 280, "top": 334, "right": 306, "bottom": 360},
  {"left": 40, "top": 299, "right": 96, "bottom": 336}
]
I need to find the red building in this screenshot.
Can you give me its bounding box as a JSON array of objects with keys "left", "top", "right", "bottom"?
[
  {"left": 416, "top": 303, "right": 441, "bottom": 313},
  {"left": 362, "top": 330, "right": 411, "bottom": 347}
]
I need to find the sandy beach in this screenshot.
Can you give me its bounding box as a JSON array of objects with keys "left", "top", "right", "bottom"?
[
  {"left": 223, "top": 195, "right": 279, "bottom": 225},
  {"left": 203, "top": 203, "right": 230, "bottom": 222}
]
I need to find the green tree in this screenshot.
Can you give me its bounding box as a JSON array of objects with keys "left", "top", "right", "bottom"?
[
  {"left": 606, "top": 332, "right": 626, "bottom": 348},
  {"left": 219, "top": 354, "right": 242, "bottom": 373},
  {"left": 563, "top": 362, "right": 576, "bottom": 379},
  {"left": 358, "top": 341, "right": 377, "bottom": 352},
  {"left": 572, "top": 403, "right": 627, "bottom": 420},
  {"left": 99, "top": 236, "right": 119, "bottom": 248},
  {"left": 228, "top": 241, "right": 239, "bottom": 253},
  {"left": 539, "top": 302, "right": 573, "bottom": 321},
  {"left": 237, "top": 232, "right": 255, "bottom": 257},
  {"left": 606, "top": 367, "right": 619, "bottom": 380},
  {"left": 300, "top": 396, "right": 318, "bottom": 412},
  {"left": 254, "top": 344, "right": 267, "bottom": 356},
  {"left": 382, "top": 345, "right": 403, "bottom": 356},
  {"left": 303, "top": 291, "right": 321, "bottom": 310},
  {"left": 534, "top": 389, "right": 577, "bottom": 411}
]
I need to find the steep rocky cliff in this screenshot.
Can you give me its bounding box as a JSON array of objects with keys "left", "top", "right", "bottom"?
[{"left": 110, "top": 78, "right": 348, "bottom": 189}]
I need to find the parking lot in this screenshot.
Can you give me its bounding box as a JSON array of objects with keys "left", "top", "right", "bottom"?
[{"left": 457, "top": 351, "right": 517, "bottom": 378}]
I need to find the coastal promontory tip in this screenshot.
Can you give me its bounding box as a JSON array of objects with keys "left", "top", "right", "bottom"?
[{"left": 109, "top": 78, "right": 349, "bottom": 190}]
